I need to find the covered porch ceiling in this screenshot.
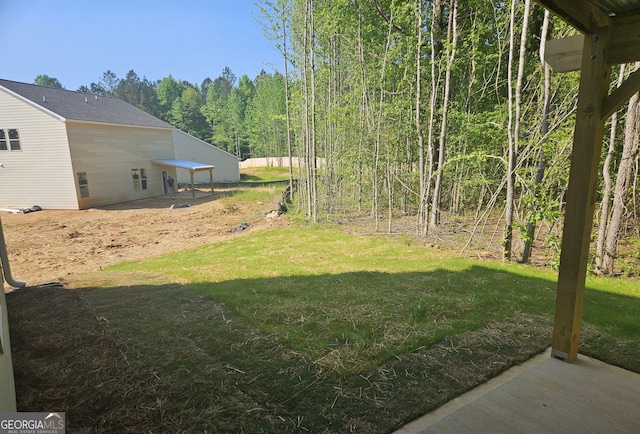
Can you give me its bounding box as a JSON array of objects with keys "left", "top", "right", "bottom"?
[
  {"left": 534, "top": 0, "right": 640, "bottom": 362},
  {"left": 538, "top": 0, "right": 640, "bottom": 32}
]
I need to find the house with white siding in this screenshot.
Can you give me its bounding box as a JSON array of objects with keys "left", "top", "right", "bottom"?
[
  {"left": 0, "top": 79, "right": 239, "bottom": 210},
  {"left": 172, "top": 129, "right": 239, "bottom": 185}
]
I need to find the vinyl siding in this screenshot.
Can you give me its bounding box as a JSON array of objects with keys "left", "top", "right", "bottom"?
[
  {"left": 67, "top": 122, "right": 174, "bottom": 208},
  {"left": 172, "top": 130, "right": 240, "bottom": 184},
  {"left": 0, "top": 89, "right": 78, "bottom": 209}
]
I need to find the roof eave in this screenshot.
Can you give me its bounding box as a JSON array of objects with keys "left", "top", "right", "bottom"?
[
  {"left": 65, "top": 118, "right": 174, "bottom": 130},
  {"left": 0, "top": 84, "right": 66, "bottom": 122}
]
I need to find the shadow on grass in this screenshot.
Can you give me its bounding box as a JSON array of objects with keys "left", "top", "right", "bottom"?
[
  {"left": 240, "top": 174, "right": 263, "bottom": 181},
  {"left": 6, "top": 267, "right": 639, "bottom": 433}
]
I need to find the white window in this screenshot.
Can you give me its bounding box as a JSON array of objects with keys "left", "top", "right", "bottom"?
[
  {"left": 0, "top": 129, "right": 21, "bottom": 151},
  {"left": 8, "top": 129, "right": 20, "bottom": 151},
  {"left": 140, "top": 168, "right": 148, "bottom": 190},
  {"left": 77, "top": 172, "right": 90, "bottom": 198},
  {"left": 132, "top": 168, "right": 148, "bottom": 191}
]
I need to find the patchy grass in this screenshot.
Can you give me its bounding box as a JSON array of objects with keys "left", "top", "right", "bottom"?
[
  {"left": 111, "top": 228, "right": 559, "bottom": 375},
  {"left": 8, "top": 222, "right": 640, "bottom": 432},
  {"left": 216, "top": 186, "right": 284, "bottom": 214},
  {"left": 8, "top": 279, "right": 554, "bottom": 433},
  {"left": 110, "top": 227, "right": 640, "bottom": 374}
]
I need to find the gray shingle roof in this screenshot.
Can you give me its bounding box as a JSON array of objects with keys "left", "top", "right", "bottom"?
[{"left": 0, "top": 79, "right": 172, "bottom": 129}]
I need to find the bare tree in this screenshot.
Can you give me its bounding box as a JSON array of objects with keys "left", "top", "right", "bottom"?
[
  {"left": 598, "top": 62, "right": 640, "bottom": 274},
  {"left": 421, "top": 0, "right": 443, "bottom": 235},
  {"left": 429, "top": 0, "right": 458, "bottom": 228},
  {"left": 415, "top": 0, "right": 427, "bottom": 234},
  {"left": 504, "top": 0, "right": 531, "bottom": 260},
  {"left": 521, "top": 8, "right": 550, "bottom": 263},
  {"left": 595, "top": 64, "right": 627, "bottom": 270}
]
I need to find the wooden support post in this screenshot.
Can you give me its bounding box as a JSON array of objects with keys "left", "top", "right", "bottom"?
[
  {"left": 551, "top": 26, "right": 611, "bottom": 361},
  {"left": 209, "top": 169, "right": 214, "bottom": 195},
  {"left": 190, "top": 171, "right": 196, "bottom": 199}
]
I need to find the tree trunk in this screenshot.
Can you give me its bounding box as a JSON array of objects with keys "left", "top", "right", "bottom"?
[
  {"left": 356, "top": 9, "right": 369, "bottom": 215},
  {"left": 300, "top": 0, "right": 318, "bottom": 221},
  {"left": 416, "top": 0, "right": 426, "bottom": 235},
  {"left": 372, "top": 6, "right": 395, "bottom": 231},
  {"left": 595, "top": 64, "right": 626, "bottom": 270},
  {"left": 281, "top": 2, "right": 294, "bottom": 203},
  {"left": 429, "top": 0, "right": 457, "bottom": 228},
  {"left": 521, "top": 8, "right": 550, "bottom": 264},
  {"left": 600, "top": 63, "right": 640, "bottom": 274},
  {"left": 504, "top": 0, "right": 530, "bottom": 261},
  {"left": 422, "top": 0, "right": 442, "bottom": 236},
  {"left": 309, "top": 0, "right": 318, "bottom": 222}
]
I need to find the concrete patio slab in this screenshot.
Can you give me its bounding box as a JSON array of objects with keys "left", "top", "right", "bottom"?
[{"left": 396, "top": 348, "right": 640, "bottom": 434}]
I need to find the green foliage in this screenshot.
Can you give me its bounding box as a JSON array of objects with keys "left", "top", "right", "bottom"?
[
  {"left": 63, "top": 0, "right": 635, "bottom": 273},
  {"left": 546, "top": 237, "right": 562, "bottom": 270},
  {"left": 34, "top": 74, "right": 64, "bottom": 88},
  {"left": 113, "top": 70, "right": 159, "bottom": 117},
  {"left": 156, "top": 75, "right": 186, "bottom": 119},
  {"left": 170, "top": 86, "right": 208, "bottom": 139},
  {"left": 245, "top": 71, "right": 288, "bottom": 159}
]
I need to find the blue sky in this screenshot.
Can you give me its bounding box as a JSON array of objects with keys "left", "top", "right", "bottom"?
[{"left": 0, "top": 0, "right": 282, "bottom": 90}]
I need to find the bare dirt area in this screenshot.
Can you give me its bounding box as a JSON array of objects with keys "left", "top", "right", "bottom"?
[{"left": 2, "top": 187, "right": 288, "bottom": 289}]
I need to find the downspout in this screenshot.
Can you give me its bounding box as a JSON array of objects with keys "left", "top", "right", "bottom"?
[{"left": 0, "top": 217, "right": 26, "bottom": 289}]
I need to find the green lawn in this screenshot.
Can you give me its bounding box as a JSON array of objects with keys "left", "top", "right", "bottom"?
[
  {"left": 55, "top": 222, "right": 640, "bottom": 431},
  {"left": 240, "top": 165, "right": 293, "bottom": 182},
  {"left": 108, "top": 225, "right": 640, "bottom": 374}
]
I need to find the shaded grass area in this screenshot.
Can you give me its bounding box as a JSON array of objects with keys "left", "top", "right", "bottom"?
[
  {"left": 8, "top": 226, "right": 640, "bottom": 432},
  {"left": 186, "top": 268, "right": 554, "bottom": 375},
  {"left": 8, "top": 278, "right": 553, "bottom": 433}
]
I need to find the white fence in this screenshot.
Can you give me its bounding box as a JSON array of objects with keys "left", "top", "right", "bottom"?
[{"left": 239, "top": 157, "right": 326, "bottom": 168}]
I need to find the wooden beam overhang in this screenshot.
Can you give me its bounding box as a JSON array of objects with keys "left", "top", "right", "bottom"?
[
  {"left": 535, "top": 0, "right": 640, "bottom": 362},
  {"left": 535, "top": 0, "right": 611, "bottom": 33},
  {"left": 609, "top": 11, "right": 640, "bottom": 64},
  {"left": 602, "top": 67, "right": 640, "bottom": 118},
  {"left": 546, "top": 15, "right": 640, "bottom": 73}
]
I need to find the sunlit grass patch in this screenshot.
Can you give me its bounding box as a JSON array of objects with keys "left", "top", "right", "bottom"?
[
  {"left": 219, "top": 186, "right": 281, "bottom": 203},
  {"left": 108, "top": 224, "right": 640, "bottom": 374},
  {"left": 240, "top": 166, "right": 294, "bottom": 182}
]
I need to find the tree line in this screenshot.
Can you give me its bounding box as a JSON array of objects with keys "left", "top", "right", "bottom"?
[
  {"left": 255, "top": 0, "right": 639, "bottom": 276},
  {"left": 34, "top": 0, "right": 640, "bottom": 276},
  {"left": 34, "top": 67, "right": 288, "bottom": 161}
]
